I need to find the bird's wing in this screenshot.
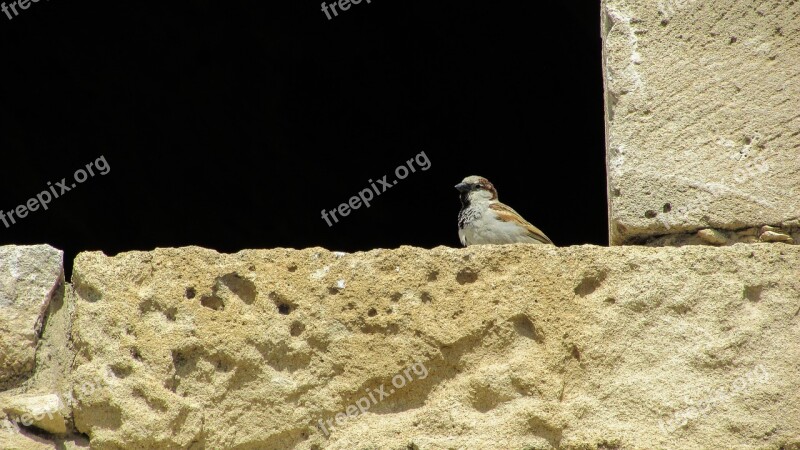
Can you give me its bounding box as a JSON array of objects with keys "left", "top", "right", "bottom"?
[{"left": 489, "top": 202, "right": 554, "bottom": 245}]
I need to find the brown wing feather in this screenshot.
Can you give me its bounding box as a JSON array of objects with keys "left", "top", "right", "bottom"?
[{"left": 489, "top": 202, "right": 554, "bottom": 245}]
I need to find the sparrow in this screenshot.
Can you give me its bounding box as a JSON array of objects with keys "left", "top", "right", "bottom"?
[{"left": 455, "top": 175, "right": 554, "bottom": 246}]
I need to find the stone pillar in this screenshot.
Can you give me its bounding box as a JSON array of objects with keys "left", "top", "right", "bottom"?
[{"left": 602, "top": 0, "right": 800, "bottom": 246}]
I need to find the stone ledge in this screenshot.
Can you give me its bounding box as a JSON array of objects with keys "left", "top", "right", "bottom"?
[{"left": 1, "top": 244, "right": 796, "bottom": 449}]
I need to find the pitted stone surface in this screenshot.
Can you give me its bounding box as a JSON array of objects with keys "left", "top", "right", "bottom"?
[
  {"left": 58, "top": 245, "right": 800, "bottom": 449},
  {"left": 602, "top": 0, "right": 800, "bottom": 245},
  {"left": 0, "top": 245, "right": 63, "bottom": 389}
]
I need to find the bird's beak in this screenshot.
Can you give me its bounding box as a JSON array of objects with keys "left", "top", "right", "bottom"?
[{"left": 455, "top": 182, "right": 470, "bottom": 193}]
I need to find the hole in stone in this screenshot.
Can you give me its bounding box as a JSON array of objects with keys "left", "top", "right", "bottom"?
[
  {"left": 510, "top": 314, "right": 544, "bottom": 343},
  {"left": 200, "top": 295, "right": 225, "bottom": 311},
  {"left": 288, "top": 264, "right": 298, "bottom": 272},
  {"left": 390, "top": 292, "right": 402, "bottom": 302},
  {"left": 290, "top": 322, "right": 305, "bottom": 336},
  {"left": 76, "top": 281, "right": 103, "bottom": 303},
  {"left": 270, "top": 292, "right": 296, "bottom": 314},
  {"left": 575, "top": 271, "right": 606, "bottom": 297},
  {"left": 110, "top": 363, "right": 133, "bottom": 379},
  {"left": 744, "top": 285, "right": 763, "bottom": 302},
  {"left": 663, "top": 203, "right": 672, "bottom": 213},
  {"left": 456, "top": 269, "right": 479, "bottom": 285},
  {"left": 645, "top": 210, "right": 658, "bottom": 219},
  {"left": 420, "top": 292, "right": 433, "bottom": 303},
  {"left": 165, "top": 307, "right": 177, "bottom": 321},
  {"left": 367, "top": 308, "right": 378, "bottom": 317},
  {"left": 172, "top": 350, "right": 190, "bottom": 370},
  {"left": 570, "top": 345, "right": 581, "bottom": 361},
  {"left": 185, "top": 287, "right": 196, "bottom": 299},
  {"left": 427, "top": 271, "right": 439, "bottom": 282},
  {"left": 467, "top": 379, "right": 515, "bottom": 414},
  {"left": 214, "top": 358, "right": 231, "bottom": 373},
  {"left": 670, "top": 304, "right": 691, "bottom": 314},
  {"left": 219, "top": 273, "right": 257, "bottom": 304},
  {"left": 130, "top": 347, "right": 142, "bottom": 361},
  {"left": 139, "top": 299, "right": 159, "bottom": 314}
]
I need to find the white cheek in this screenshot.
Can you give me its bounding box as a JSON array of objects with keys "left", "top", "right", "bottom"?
[{"left": 469, "top": 190, "right": 493, "bottom": 202}]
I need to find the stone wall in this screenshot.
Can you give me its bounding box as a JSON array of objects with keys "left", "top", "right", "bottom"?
[
  {"left": 2, "top": 2, "right": 800, "bottom": 449},
  {"left": 602, "top": 0, "right": 800, "bottom": 245},
  {"left": 0, "top": 246, "right": 63, "bottom": 391},
  {"left": 1, "top": 244, "right": 798, "bottom": 449}
]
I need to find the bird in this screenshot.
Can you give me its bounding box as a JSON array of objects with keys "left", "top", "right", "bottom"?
[{"left": 455, "top": 175, "right": 554, "bottom": 246}]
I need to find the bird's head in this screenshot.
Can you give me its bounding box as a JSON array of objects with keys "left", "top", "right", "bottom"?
[{"left": 455, "top": 175, "right": 498, "bottom": 204}]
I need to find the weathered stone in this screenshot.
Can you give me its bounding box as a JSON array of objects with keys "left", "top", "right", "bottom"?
[
  {"left": 760, "top": 225, "right": 783, "bottom": 235},
  {"left": 0, "top": 245, "right": 64, "bottom": 388},
  {"left": 783, "top": 219, "right": 800, "bottom": 231},
  {"left": 760, "top": 230, "right": 794, "bottom": 244},
  {"left": 0, "top": 418, "right": 89, "bottom": 450},
  {"left": 2, "top": 394, "right": 67, "bottom": 435},
  {"left": 602, "top": 0, "right": 800, "bottom": 245},
  {"left": 0, "top": 418, "right": 55, "bottom": 450},
  {"left": 63, "top": 245, "right": 800, "bottom": 450},
  {"left": 696, "top": 229, "right": 728, "bottom": 246}
]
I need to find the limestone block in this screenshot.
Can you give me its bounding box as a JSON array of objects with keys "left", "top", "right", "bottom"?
[
  {"left": 67, "top": 245, "right": 800, "bottom": 450},
  {"left": 602, "top": 0, "right": 800, "bottom": 244},
  {"left": 0, "top": 418, "right": 56, "bottom": 450},
  {"left": 0, "top": 245, "right": 64, "bottom": 388},
  {"left": 0, "top": 415, "right": 88, "bottom": 450},
  {"left": 2, "top": 394, "right": 67, "bottom": 435}
]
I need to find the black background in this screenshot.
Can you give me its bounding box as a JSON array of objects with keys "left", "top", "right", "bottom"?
[{"left": 0, "top": 1, "right": 607, "bottom": 278}]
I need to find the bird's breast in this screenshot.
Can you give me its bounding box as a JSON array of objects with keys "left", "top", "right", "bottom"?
[{"left": 457, "top": 206, "right": 482, "bottom": 229}]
